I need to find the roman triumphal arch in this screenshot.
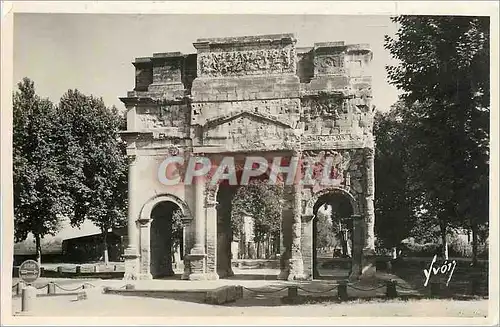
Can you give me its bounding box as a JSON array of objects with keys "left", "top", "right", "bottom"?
[{"left": 120, "top": 33, "right": 376, "bottom": 281}]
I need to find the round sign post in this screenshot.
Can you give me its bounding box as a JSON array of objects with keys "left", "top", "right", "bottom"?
[{"left": 19, "top": 260, "right": 41, "bottom": 285}]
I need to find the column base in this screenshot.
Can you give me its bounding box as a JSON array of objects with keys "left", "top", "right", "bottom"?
[
  {"left": 286, "top": 258, "right": 306, "bottom": 281},
  {"left": 186, "top": 252, "right": 207, "bottom": 280},
  {"left": 277, "top": 268, "right": 289, "bottom": 280},
  {"left": 188, "top": 273, "right": 207, "bottom": 281},
  {"left": 360, "top": 249, "right": 377, "bottom": 279},
  {"left": 206, "top": 272, "right": 219, "bottom": 280},
  {"left": 123, "top": 247, "right": 140, "bottom": 281},
  {"left": 137, "top": 273, "right": 153, "bottom": 280}
]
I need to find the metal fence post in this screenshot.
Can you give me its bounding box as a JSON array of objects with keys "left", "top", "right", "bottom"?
[
  {"left": 16, "top": 281, "right": 26, "bottom": 296},
  {"left": 430, "top": 281, "right": 440, "bottom": 298},
  {"left": 338, "top": 280, "right": 348, "bottom": 301},
  {"left": 386, "top": 280, "right": 397, "bottom": 299},
  {"left": 47, "top": 282, "right": 56, "bottom": 295}
]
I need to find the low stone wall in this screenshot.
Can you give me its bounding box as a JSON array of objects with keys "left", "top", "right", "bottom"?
[
  {"left": 205, "top": 285, "right": 244, "bottom": 305},
  {"left": 231, "top": 259, "right": 279, "bottom": 269}
]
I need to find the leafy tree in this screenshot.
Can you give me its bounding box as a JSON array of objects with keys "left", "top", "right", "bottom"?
[
  {"left": 231, "top": 179, "right": 283, "bottom": 258},
  {"left": 56, "top": 90, "right": 128, "bottom": 265},
  {"left": 384, "top": 16, "right": 490, "bottom": 262},
  {"left": 13, "top": 78, "right": 72, "bottom": 265},
  {"left": 315, "top": 208, "right": 335, "bottom": 250},
  {"left": 171, "top": 208, "right": 184, "bottom": 262},
  {"left": 373, "top": 106, "right": 416, "bottom": 256}
]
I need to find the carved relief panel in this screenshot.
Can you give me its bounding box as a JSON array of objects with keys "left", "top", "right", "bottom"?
[
  {"left": 198, "top": 47, "right": 296, "bottom": 77},
  {"left": 152, "top": 58, "right": 182, "bottom": 84},
  {"left": 300, "top": 149, "right": 365, "bottom": 196},
  {"left": 314, "top": 54, "right": 345, "bottom": 76},
  {"left": 136, "top": 103, "right": 190, "bottom": 130}
]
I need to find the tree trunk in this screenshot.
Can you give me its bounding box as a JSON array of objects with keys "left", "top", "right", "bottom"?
[
  {"left": 391, "top": 246, "right": 398, "bottom": 259},
  {"left": 440, "top": 222, "right": 448, "bottom": 260},
  {"left": 180, "top": 237, "right": 184, "bottom": 261},
  {"left": 471, "top": 223, "right": 479, "bottom": 266},
  {"left": 35, "top": 233, "right": 42, "bottom": 266},
  {"left": 103, "top": 230, "right": 109, "bottom": 266}
]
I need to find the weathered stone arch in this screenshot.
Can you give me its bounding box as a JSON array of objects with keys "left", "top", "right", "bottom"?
[
  {"left": 304, "top": 187, "right": 360, "bottom": 218},
  {"left": 139, "top": 194, "right": 193, "bottom": 224}
]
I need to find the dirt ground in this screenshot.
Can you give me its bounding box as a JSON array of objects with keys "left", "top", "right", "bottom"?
[
  {"left": 10, "top": 290, "right": 488, "bottom": 317},
  {"left": 9, "top": 270, "right": 489, "bottom": 318}
]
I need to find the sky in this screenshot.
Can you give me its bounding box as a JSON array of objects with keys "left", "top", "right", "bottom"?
[{"left": 14, "top": 13, "right": 401, "bottom": 112}]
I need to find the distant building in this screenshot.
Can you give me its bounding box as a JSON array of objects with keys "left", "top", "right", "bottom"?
[{"left": 13, "top": 218, "right": 127, "bottom": 264}]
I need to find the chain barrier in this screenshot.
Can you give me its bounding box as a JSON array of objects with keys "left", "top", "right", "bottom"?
[
  {"left": 54, "top": 284, "right": 84, "bottom": 292},
  {"left": 12, "top": 281, "right": 95, "bottom": 292},
  {"left": 396, "top": 283, "right": 426, "bottom": 291},
  {"left": 347, "top": 284, "right": 386, "bottom": 292},
  {"left": 243, "top": 286, "right": 288, "bottom": 294},
  {"left": 297, "top": 285, "right": 339, "bottom": 294}
]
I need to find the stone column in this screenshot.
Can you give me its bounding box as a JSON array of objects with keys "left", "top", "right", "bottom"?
[
  {"left": 123, "top": 155, "right": 140, "bottom": 280},
  {"left": 192, "top": 175, "right": 206, "bottom": 254},
  {"left": 361, "top": 147, "right": 376, "bottom": 279},
  {"left": 187, "top": 173, "right": 207, "bottom": 280},
  {"left": 137, "top": 218, "right": 153, "bottom": 280},
  {"left": 349, "top": 214, "right": 363, "bottom": 281},
  {"left": 205, "top": 185, "right": 219, "bottom": 280},
  {"left": 364, "top": 147, "right": 376, "bottom": 250},
  {"left": 181, "top": 219, "right": 193, "bottom": 280},
  {"left": 287, "top": 151, "right": 305, "bottom": 280}
]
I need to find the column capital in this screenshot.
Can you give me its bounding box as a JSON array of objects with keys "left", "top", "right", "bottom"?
[
  {"left": 363, "top": 147, "right": 374, "bottom": 158},
  {"left": 136, "top": 218, "right": 152, "bottom": 227},
  {"left": 128, "top": 154, "right": 138, "bottom": 165}
]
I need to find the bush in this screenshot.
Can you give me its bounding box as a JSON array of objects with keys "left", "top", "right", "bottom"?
[
  {"left": 400, "top": 242, "right": 440, "bottom": 257},
  {"left": 448, "top": 234, "right": 473, "bottom": 257}
]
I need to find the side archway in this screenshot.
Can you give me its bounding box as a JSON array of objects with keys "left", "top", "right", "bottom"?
[
  {"left": 137, "top": 194, "right": 193, "bottom": 279},
  {"left": 301, "top": 187, "right": 360, "bottom": 280},
  {"left": 139, "top": 194, "right": 193, "bottom": 224},
  {"left": 304, "top": 187, "right": 360, "bottom": 218}
]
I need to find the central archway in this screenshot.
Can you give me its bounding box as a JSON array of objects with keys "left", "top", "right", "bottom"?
[{"left": 215, "top": 168, "right": 281, "bottom": 279}]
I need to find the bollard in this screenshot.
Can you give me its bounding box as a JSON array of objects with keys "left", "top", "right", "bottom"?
[
  {"left": 125, "top": 284, "right": 135, "bottom": 290},
  {"left": 76, "top": 292, "right": 87, "bottom": 301},
  {"left": 76, "top": 266, "right": 82, "bottom": 274},
  {"left": 338, "top": 280, "right": 348, "bottom": 301},
  {"left": 21, "top": 286, "right": 37, "bottom": 313},
  {"left": 471, "top": 279, "right": 480, "bottom": 295},
  {"left": 16, "top": 281, "right": 26, "bottom": 296},
  {"left": 47, "top": 282, "right": 56, "bottom": 295},
  {"left": 386, "top": 261, "right": 393, "bottom": 273},
  {"left": 287, "top": 286, "right": 298, "bottom": 298},
  {"left": 386, "top": 280, "right": 397, "bottom": 299},
  {"left": 430, "top": 281, "right": 441, "bottom": 298}
]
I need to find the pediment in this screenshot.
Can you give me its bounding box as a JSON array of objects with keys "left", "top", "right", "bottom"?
[
  {"left": 204, "top": 110, "right": 294, "bottom": 129},
  {"left": 202, "top": 111, "right": 298, "bottom": 150}
]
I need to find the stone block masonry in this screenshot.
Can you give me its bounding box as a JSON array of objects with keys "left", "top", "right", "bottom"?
[{"left": 119, "top": 32, "right": 376, "bottom": 282}]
